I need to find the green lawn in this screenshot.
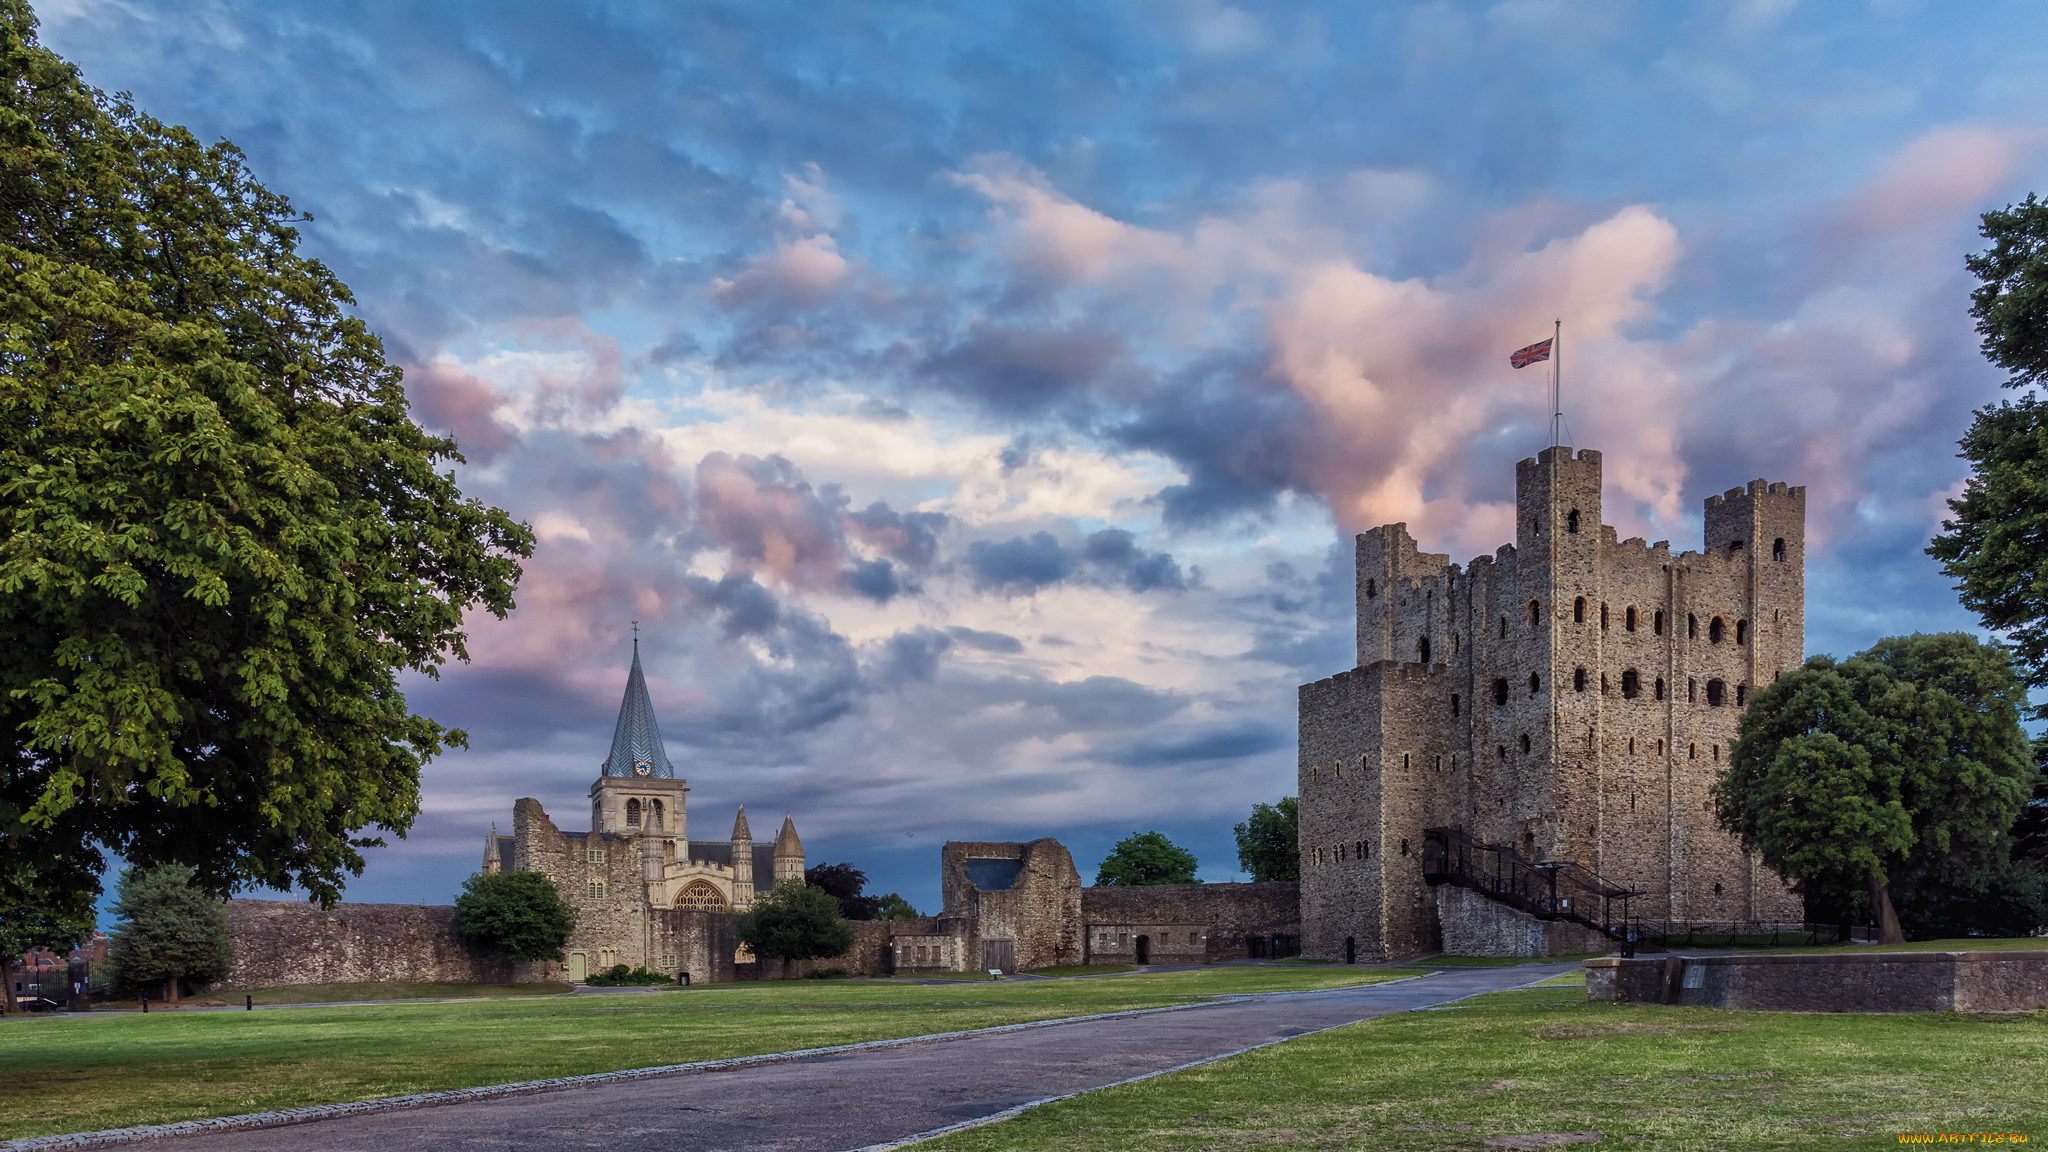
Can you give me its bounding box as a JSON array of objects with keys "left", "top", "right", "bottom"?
[
  {"left": 0, "top": 965, "right": 1405, "bottom": 1140},
  {"left": 1790, "top": 936, "right": 2048, "bottom": 955},
  {"left": 1023, "top": 965, "right": 1137, "bottom": 977},
  {"left": 913, "top": 987, "right": 2048, "bottom": 1152}
]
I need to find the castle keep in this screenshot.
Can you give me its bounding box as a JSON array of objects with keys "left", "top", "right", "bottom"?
[{"left": 1298, "top": 446, "right": 1807, "bottom": 961}]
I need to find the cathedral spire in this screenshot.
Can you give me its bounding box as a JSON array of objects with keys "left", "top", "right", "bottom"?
[{"left": 601, "top": 633, "right": 674, "bottom": 778}]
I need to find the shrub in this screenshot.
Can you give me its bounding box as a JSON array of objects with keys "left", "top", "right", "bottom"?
[
  {"left": 452, "top": 871, "right": 577, "bottom": 962},
  {"left": 584, "top": 964, "right": 675, "bottom": 986}
]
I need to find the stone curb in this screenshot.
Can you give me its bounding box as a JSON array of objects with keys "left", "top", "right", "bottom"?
[{"left": 0, "top": 977, "right": 1433, "bottom": 1151}]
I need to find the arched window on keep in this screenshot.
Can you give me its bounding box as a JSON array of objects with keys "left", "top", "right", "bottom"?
[
  {"left": 1736, "top": 684, "right": 1748, "bottom": 706},
  {"left": 1621, "top": 669, "right": 1641, "bottom": 699},
  {"left": 1653, "top": 610, "right": 1665, "bottom": 636},
  {"left": 1519, "top": 733, "right": 1531, "bottom": 754},
  {"left": 1493, "top": 678, "right": 1509, "bottom": 706},
  {"left": 1601, "top": 603, "right": 1610, "bottom": 630},
  {"left": 1574, "top": 596, "right": 1586, "bottom": 624},
  {"left": 1451, "top": 694, "right": 1461, "bottom": 717},
  {"left": 626, "top": 798, "right": 642, "bottom": 827},
  {"left": 1418, "top": 636, "right": 1431, "bottom": 664},
  {"left": 1625, "top": 606, "right": 1638, "bottom": 632},
  {"left": 1706, "top": 679, "right": 1726, "bottom": 706},
  {"left": 1709, "top": 616, "right": 1725, "bottom": 644},
  {"left": 1528, "top": 671, "right": 1540, "bottom": 694},
  {"left": 1773, "top": 537, "right": 1787, "bottom": 562},
  {"left": 1573, "top": 667, "right": 1587, "bottom": 692},
  {"left": 1528, "top": 599, "right": 1541, "bottom": 627},
  {"left": 1736, "top": 619, "right": 1748, "bottom": 645},
  {"left": 1566, "top": 509, "right": 1580, "bottom": 534},
  {"left": 1688, "top": 613, "right": 1698, "bottom": 639},
  {"left": 1654, "top": 677, "right": 1666, "bottom": 701}
]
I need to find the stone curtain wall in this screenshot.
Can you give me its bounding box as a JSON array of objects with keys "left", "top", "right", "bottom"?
[
  {"left": 1586, "top": 951, "right": 2048, "bottom": 1013},
  {"left": 210, "top": 900, "right": 511, "bottom": 989},
  {"left": 1081, "top": 882, "right": 1300, "bottom": 962}
]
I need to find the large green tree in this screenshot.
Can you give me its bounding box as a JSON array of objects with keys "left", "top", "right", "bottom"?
[
  {"left": 1929, "top": 193, "right": 2048, "bottom": 698},
  {"left": 734, "top": 882, "right": 855, "bottom": 977},
  {"left": 452, "top": 871, "right": 578, "bottom": 965},
  {"left": 1232, "top": 797, "right": 1299, "bottom": 882},
  {"left": 105, "top": 863, "right": 232, "bottom": 1001},
  {"left": 1714, "top": 634, "right": 2036, "bottom": 943},
  {"left": 0, "top": 4, "right": 532, "bottom": 913},
  {"left": 1095, "top": 831, "right": 1199, "bottom": 886}
]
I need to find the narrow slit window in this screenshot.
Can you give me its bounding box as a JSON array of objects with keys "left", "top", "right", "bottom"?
[
  {"left": 1653, "top": 610, "right": 1665, "bottom": 636},
  {"left": 1519, "top": 733, "right": 1531, "bottom": 754},
  {"left": 1450, "top": 693, "right": 1461, "bottom": 717},
  {"left": 1566, "top": 509, "right": 1580, "bottom": 534},
  {"left": 1574, "top": 596, "right": 1586, "bottom": 623},
  {"left": 1689, "top": 613, "right": 1698, "bottom": 639},
  {"left": 1528, "top": 671, "right": 1540, "bottom": 694},
  {"left": 1773, "top": 537, "right": 1786, "bottom": 562},
  {"left": 1736, "top": 619, "right": 1748, "bottom": 645},
  {"left": 1654, "top": 676, "right": 1666, "bottom": 701},
  {"left": 1528, "top": 599, "right": 1541, "bottom": 627},
  {"left": 1573, "top": 667, "right": 1586, "bottom": 692},
  {"left": 1601, "top": 602, "right": 1610, "bottom": 630},
  {"left": 1365, "top": 579, "right": 1377, "bottom": 599},
  {"left": 1626, "top": 606, "right": 1638, "bottom": 632},
  {"left": 1493, "top": 678, "right": 1509, "bottom": 706}
]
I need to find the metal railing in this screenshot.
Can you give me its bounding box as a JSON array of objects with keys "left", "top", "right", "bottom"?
[{"left": 1421, "top": 827, "right": 1874, "bottom": 952}]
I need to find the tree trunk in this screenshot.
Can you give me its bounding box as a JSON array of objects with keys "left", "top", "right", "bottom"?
[
  {"left": 1, "top": 964, "right": 16, "bottom": 1016},
  {"left": 166, "top": 976, "right": 178, "bottom": 1006},
  {"left": 1867, "top": 873, "right": 1906, "bottom": 945}
]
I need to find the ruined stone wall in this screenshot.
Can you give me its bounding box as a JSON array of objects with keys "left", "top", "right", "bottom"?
[
  {"left": 211, "top": 900, "right": 511, "bottom": 989},
  {"left": 1080, "top": 882, "right": 1300, "bottom": 962},
  {"left": 516, "top": 797, "right": 662, "bottom": 978},
  {"left": 938, "top": 839, "right": 1082, "bottom": 970}
]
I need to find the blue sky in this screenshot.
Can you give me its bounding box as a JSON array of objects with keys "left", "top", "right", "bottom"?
[{"left": 40, "top": 0, "right": 2048, "bottom": 913}]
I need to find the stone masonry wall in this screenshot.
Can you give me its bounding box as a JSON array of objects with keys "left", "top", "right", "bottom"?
[
  {"left": 1585, "top": 951, "right": 2048, "bottom": 1013},
  {"left": 1436, "top": 884, "right": 1611, "bottom": 957},
  {"left": 1081, "top": 882, "right": 1299, "bottom": 962},
  {"left": 211, "top": 900, "right": 511, "bottom": 989}
]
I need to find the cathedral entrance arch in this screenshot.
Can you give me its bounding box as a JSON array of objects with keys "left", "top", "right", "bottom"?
[
  {"left": 673, "top": 880, "right": 729, "bottom": 911},
  {"left": 1135, "top": 935, "right": 1151, "bottom": 964}
]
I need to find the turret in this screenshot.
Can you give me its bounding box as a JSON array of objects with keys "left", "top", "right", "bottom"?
[
  {"left": 483, "top": 823, "right": 501, "bottom": 875},
  {"left": 731, "top": 807, "right": 755, "bottom": 907},
  {"left": 773, "top": 816, "right": 805, "bottom": 889}
]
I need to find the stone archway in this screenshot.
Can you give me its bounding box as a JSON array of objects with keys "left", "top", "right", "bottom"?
[{"left": 673, "top": 880, "right": 729, "bottom": 912}]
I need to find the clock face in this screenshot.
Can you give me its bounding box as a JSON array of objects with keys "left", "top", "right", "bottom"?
[{"left": 633, "top": 760, "right": 652, "bottom": 777}]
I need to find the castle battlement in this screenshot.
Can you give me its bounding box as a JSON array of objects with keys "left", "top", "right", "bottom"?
[{"left": 1299, "top": 443, "right": 1806, "bottom": 963}]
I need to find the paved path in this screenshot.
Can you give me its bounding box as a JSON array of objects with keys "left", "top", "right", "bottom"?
[{"left": 135, "top": 962, "right": 1575, "bottom": 1152}]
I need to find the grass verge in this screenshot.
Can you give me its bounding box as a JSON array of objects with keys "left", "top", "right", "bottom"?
[
  {"left": 911, "top": 987, "right": 2048, "bottom": 1152},
  {"left": 0, "top": 965, "right": 1404, "bottom": 1140},
  {"left": 1023, "top": 965, "right": 1137, "bottom": 978}
]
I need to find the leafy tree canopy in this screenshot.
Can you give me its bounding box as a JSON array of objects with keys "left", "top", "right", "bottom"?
[
  {"left": 804, "top": 861, "right": 880, "bottom": 920},
  {"left": 0, "top": 3, "right": 532, "bottom": 909},
  {"left": 873, "top": 892, "right": 920, "bottom": 920},
  {"left": 1233, "top": 797, "right": 1299, "bottom": 882},
  {"left": 1095, "top": 831, "right": 1199, "bottom": 886},
  {"left": 106, "top": 863, "right": 231, "bottom": 998},
  {"left": 1930, "top": 193, "right": 2048, "bottom": 698},
  {"left": 1714, "top": 634, "right": 2038, "bottom": 942},
  {"left": 452, "top": 871, "right": 577, "bottom": 964},
  {"left": 734, "top": 882, "right": 855, "bottom": 974}
]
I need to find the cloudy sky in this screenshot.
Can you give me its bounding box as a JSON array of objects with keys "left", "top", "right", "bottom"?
[{"left": 42, "top": 0, "right": 2048, "bottom": 911}]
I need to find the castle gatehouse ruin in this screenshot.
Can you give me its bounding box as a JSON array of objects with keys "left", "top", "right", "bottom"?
[{"left": 1297, "top": 446, "right": 1808, "bottom": 961}]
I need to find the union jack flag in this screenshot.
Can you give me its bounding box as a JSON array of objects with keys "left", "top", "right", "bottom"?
[{"left": 1510, "top": 338, "right": 1553, "bottom": 369}]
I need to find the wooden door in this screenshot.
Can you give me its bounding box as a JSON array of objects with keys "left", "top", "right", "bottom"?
[
  {"left": 568, "top": 951, "right": 588, "bottom": 982},
  {"left": 982, "top": 938, "right": 1014, "bottom": 973}
]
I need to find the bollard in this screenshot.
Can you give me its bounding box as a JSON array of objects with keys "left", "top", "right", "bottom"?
[
  {"left": 141, "top": 995, "right": 149, "bottom": 1014},
  {"left": 246, "top": 995, "right": 253, "bottom": 1011}
]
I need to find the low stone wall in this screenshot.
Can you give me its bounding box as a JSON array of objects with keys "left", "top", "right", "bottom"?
[
  {"left": 1437, "top": 885, "right": 1613, "bottom": 957},
  {"left": 1585, "top": 951, "right": 2048, "bottom": 1012},
  {"left": 1080, "top": 882, "right": 1300, "bottom": 962},
  {"left": 210, "top": 900, "right": 510, "bottom": 989}
]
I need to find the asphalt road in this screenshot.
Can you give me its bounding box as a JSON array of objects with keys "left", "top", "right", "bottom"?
[{"left": 148, "top": 963, "right": 1577, "bottom": 1152}]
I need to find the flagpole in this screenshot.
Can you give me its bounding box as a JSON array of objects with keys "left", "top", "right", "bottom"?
[{"left": 1551, "top": 318, "right": 1562, "bottom": 449}]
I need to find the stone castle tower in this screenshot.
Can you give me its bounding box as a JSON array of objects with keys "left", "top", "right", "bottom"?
[{"left": 1297, "top": 446, "right": 1807, "bottom": 961}]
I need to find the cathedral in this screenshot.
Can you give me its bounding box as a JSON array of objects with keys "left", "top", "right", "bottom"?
[{"left": 481, "top": 638, "right": 806, "bottom": 982}]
